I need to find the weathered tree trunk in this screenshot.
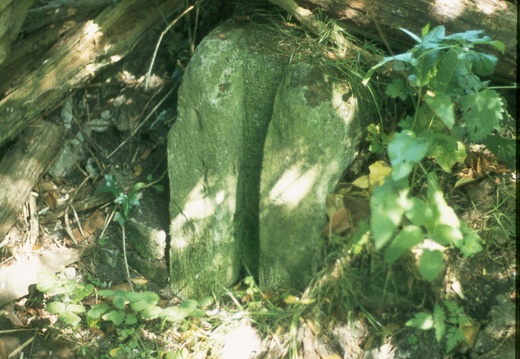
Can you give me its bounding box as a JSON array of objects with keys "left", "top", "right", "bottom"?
[
  {"left": 270, "top": 0, "right": 516, "bottom": 83},
  {"left": 0, "top": 0, "right": 183, "bottom": 148}
]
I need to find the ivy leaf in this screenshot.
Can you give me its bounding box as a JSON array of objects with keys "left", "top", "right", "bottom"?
[
  {"left": 384, "top": 225, "right": 424, "bottom": 263},
  {"left": 425, "top": 91, "right": 455, "bottom": 129},
  {"left": 388, "top": 130, "right": 431, "bottom": 181},
  {"left": 370, "top": 177, "right": 409, "bottom": 249},
  {"left": 460, "top": 90, "right": 504, "bottom": 142},
  {"left": 419, "top": 249, "right": 444, "bottom": 281},
  {"left": 433, "top": 304, "right": 446, "bottom": 342}
]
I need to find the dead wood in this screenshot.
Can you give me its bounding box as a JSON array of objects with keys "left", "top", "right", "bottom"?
[
  {"left": 0, "top": 0, "right": 183, "bottom": 148},
  {"left": 270, "top": 0, "right": 516, "bottom": 83},
  {"left": 0, "top": 119, "right": 66, "bottom": 239}
]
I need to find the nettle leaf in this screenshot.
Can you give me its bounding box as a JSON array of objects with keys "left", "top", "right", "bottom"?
[
  {"left": 459, "top": 222, "right": 483, "bottom": 257},
  {"left": 419, "top": 249, "right": 444, "bottom": 281},
  {"left": 460, "top": 90, "right": 504, "bottom": 142},
  {"left": 435, "top": 49, "right": 470, "bottom": 95},
  {"left": 405, "top": 312, "right": 434, "bottom": 329},
  {"left": 425, "top": 91, "right": 455, "bottom": 129},
  {"left": 105, "top": 309, "right": 126, "bottom": 326},
  {"left": 482, "top": 135, "right": 517, "bottom": 169},
  {"left": 370, "top": 177, "right": 410, "bottom": 249},
  {"left": 422, "top": 25, "right": 446, "bottom": 46},
  {"left": 388, "top": 130, "right": 432, "bottom": 181},
  {"left": 433, "top": 304, "right": 446, "bottom": 342},
  {"left": 128, "top": 291, "right": 160, "bottom": 313},
  {"left": 460, "top": 51, "right": 497, "bottom": 76},
  {"left": 384, "top": 225, "right": 424, "bottom": 263},
  {"left": 426, "top": 134, "right": 466, "bottom": 173},
  {"left": 443, "top": 29, "right": 487, "bottom": 44}
]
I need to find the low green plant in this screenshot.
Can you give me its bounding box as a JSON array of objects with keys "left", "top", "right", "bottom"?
[
  {"left": 362, "top": 24, "right": 512, "bottom": 281},
  {"left": 37, "top": 271, "right": 94, "bottom": 326},
  {"left": 406, "top": 300, "right": 472, "bottom": 353}
]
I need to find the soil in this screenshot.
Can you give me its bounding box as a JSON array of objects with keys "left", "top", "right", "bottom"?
[{"left": 0, "top": 3, "right": 517, "bottom": 359}]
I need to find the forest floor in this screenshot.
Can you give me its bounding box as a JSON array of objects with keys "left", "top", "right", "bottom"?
[{"left": 0, "top": 6, "right": 517, "bottom": 359}]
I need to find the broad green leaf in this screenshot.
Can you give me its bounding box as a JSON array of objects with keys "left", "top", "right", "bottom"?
[
  {"left": 180, "top": 299, "right": 199, "bottom": 310},
  {"left": 385, "top": 78, "right": 406, "bottom": 99},
  {"left": 111, "top": 291, "right": 128, "bottom": 310},
  {"left": 97, "top": 289, "right": 116, "bottom": 297},
  {"left": 486, "top": 40, "right": 505, "bottom": 54},
  {"left": 427, "top": 172, "right": 460, "bottom": 229},
  {"left": 422, "top": 25, "right": 446, "bottom": 45},
  {"left": 160, "top": 306, "right": 189, "bottom": 322},
  {"left": 363, "top": 53, "right": 417, "bottom": 86},
  {"left": 435, "top": 48, "right": 471, "bottom": 95},
  {"left": 405, "top": 197, "right": 434, "bottom": 228},
  {"left": 482, "top": 135, "right": 516, "bottom": 169},
  {"left": 431, "top": 224, "right": 463, "bottom": 247},
  {"left": 425, "top": 91, "right": 455, "bottom": 129},
  {"left": 133, "top": 182, "right": 147, "bottom": 192},
  {"left": 460, "top": 90, "right": 504, "bottom": 142},
  {"left": 405, "top": 312, "right": 434, "bottom": 329},
  {"left": 433, "top": 304, "right": 446, "bottom": 342},
  {"left": 388, "top": 131, "right": 431, "bottom": 181},
  {"left": 128, "top": 291, "right": 160, "bottom": 313},
  {"left": 426, "top": 135, "right": 466, "bottom": 173},
  {"left": 46, "top": 302, "right": 66, "bottom": 314},
  {"left": 37, "top": 272, "right": 62, "bottom": 294},
  {"left": 67, "top": 304, "right": 86, "bottom": 314},
  {"left": 384, "top": 225, "right": 424, "bottom": 263},
  {"left": 419, "top": 249, "right": 444, "bottom": 281},
  {"left": 370, "top": 178, "right": 409, "bottom": 249},
  {"left": 59, "top": 310, "right": 82, "bottom": 326},
  {"left": 141, "top": 305, "right": 162, "bottom": 319},
  {"left": 87, "top": 303, "right": 111, "bottom": 319},
  {"left": 443, "top": 29, "right": 486, "bottom": 44}
]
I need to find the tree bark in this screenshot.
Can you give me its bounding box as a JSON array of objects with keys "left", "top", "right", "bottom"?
[
  {"left": 0, "top": 119, "right": 66, "bottom": 239},
  {"left": 270, "top": 0, "right": 516, "bottom": 83},
  {"left": 0, "top": 0, "right": 183, "bottom": 148}
]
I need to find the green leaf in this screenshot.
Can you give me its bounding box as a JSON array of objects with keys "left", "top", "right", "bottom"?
[
  {"left": 459, "top": 222, "right": 483, "bottom": 257},
  {"left": 419, "top": 249, "right": 444, "bottom": 281},
  {"left": 128, "top": 291, "right": 160, "bottom": 313},
  {"left": 37, "top": 272, "right": 62, "bottom": 294},
  {"left": 425, "top": 91, "right": 455, "bottom": 129},
  {"left": 97, "top": 289, "right": 116, "bottom": 297},
  {"left": 141, "top": 305, "right": 162, "bottom": 319},
  {"left": 446, "top": 327, "right": 465, "bottom": 353},
  {"left": 180, "top": 299, "right": 199, "bottom": 310},
  {"left": 388, "top": 130, "right": 431, "bottom": 181},
  {"left": 443, "top": 29, "right": 487, "bottom": 44},
  {"left": 46, "top": 301, "right": 66, "bottom": 314},
  {"left": 399, "top": 27, "right": 423, "bottom": 43},
  {"left": 460, "top": 90, "right": 504, "bottom": 142},
  {"left": 435, "top": 49, "right": 471, "bottom": 95},
  {"left": 370, "top": 177, "right": 409, "bottom": 249},
  {"left": 482, "top": 135, "right": 517, "bottom": 169},
  {"left": 87, "top": 303, "right": 111, "bottom": 319},
  {"left": 384, "top": 225, "right": 424, "bottom": 263},
  {"left": 461, "top": 51, "right": 497, "bottom": 76},
  {"left": 405, "top": 312, "right": 434, "bottom": 329},
  {"left": 431, "top": 224, "right": 463, "bottom": 247},
  {"left": 433, "top": 304, "right": 446, "bottom": 342},
  {"left": 486, "top": 40, "right": 505, "bottom": 54},
  {"left": 110, "top": 291, "right": 128, "bottom": 310},
  {"left": 105, "top": 309, "right": 126, "bottom": 325},
  {"left": 67, "top": 304, "right": 86, "bottom": 314},
  {"left": 385, "top": 78, "right": 406, "bottom": 99},
  {"left": 427, "top": 172, "right": 460, "bottom": 229},
  {"left": 405, "top": 197, "right": 434, "bottom": 228},
  {"left": 59, "top": 310, "right": 82, "bottom": 326},
  {"left": 421, "top": 23, "right": 430, "bottom": 37},
  {"left": 422, "top": 25, "right": 446, "bottom": 46},
  {"left": 363, "top": 53, "right": 417, "bottom": 86},
  {"left": 160, "top": 306, "right": 189, "bottom": 323},
  {"left": 426, "top": 135, "right": 466, "bottom": 173},
  {"left": 125, "top": 313, "right": 138, "bottom": 325}
]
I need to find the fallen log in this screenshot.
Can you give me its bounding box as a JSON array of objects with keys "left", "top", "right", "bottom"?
[
  {"left": 0, "top": 119, "right": 66, "bottom": 240},
  {"left": 270, "top": 0, "right": 516, "bottom": 83},
  {"left": 0, "top": 0, "right": 183, "bottom": 147}
]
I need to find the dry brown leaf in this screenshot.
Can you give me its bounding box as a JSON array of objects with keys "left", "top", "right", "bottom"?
[{"left": 321, "top": 206, "right": 351, "bottom": 235}]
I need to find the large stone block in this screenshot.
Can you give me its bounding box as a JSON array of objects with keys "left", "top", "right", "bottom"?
[
  {"left": 167, "top": 23, "right": 285, "bottom": 298},
  {"left": 168, "top": 22, "right": 369, "bottom": 297},
  {"left": 259, "top": 64, "right": 365, "bottom": 290}
]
